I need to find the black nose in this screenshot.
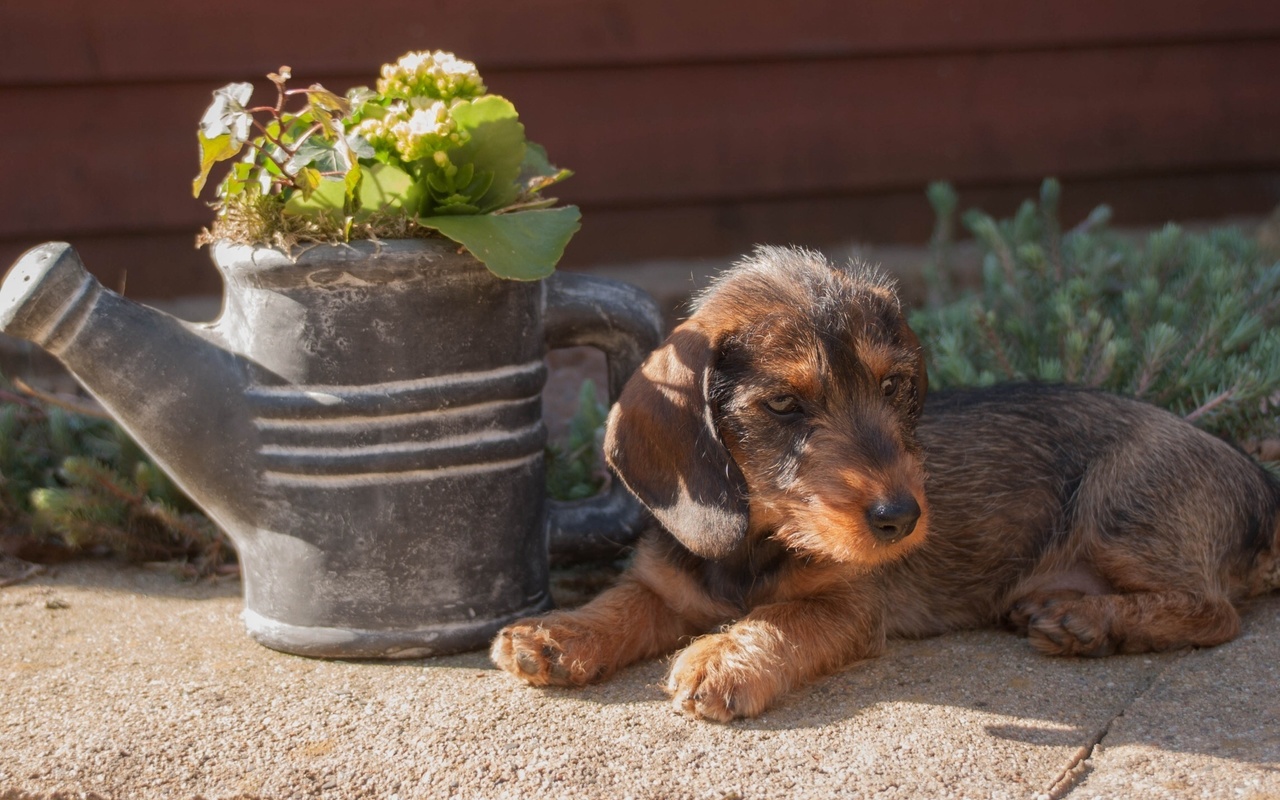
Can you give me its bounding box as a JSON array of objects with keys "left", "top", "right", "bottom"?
[{"left": 866, "top": 496, "right": 920, "bottom": 543}]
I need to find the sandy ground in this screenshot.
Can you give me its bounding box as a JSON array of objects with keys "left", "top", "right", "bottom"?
[{"left": 1, "top": 562, "right": 1278, "bottom": 800}]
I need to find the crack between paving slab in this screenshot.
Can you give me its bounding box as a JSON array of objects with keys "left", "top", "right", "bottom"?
[
  {"left": 1038, "top": 653, "right": 1188, "bottom": 800},
  {"left": 1040, "top": 713, "right": 1117, "bottom": 800}
]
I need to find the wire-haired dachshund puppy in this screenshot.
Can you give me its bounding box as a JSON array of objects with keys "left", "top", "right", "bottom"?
[{"left": 492, "top": 245, "right": 1280, "bottom": 722}]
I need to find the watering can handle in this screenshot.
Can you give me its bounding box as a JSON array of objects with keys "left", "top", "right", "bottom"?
[{"left": 542, "top": 272, "right": 665, "bottom": 559}]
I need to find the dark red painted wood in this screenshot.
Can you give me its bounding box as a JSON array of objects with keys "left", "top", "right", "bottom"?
[
  {"left": 3, "top": 2, "right": 1278, "bottom": 299},
  {"left": 4, "top": 43, "right": 1278, "bottom": 240},
  {"left": 5, "top": 0, "right": 1280, "bottom": 84}
]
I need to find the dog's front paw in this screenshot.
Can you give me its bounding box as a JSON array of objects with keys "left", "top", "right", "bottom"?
[
  {"left": 1021, "top": 597, "right": 1116, "bottom": 657},
  {"left": 666, "top": 632, "right": 781, "bottom": 722},
  {"left": 490, "top": 616, "right": 610, "bottom": 687}
]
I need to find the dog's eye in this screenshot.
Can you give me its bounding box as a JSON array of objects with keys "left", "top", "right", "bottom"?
[
  {"left": 881, "top": 376, "right": 901, "bottom": 397},
  {"left": 764, "top": 395, "right": 801, "bottom": 416}
]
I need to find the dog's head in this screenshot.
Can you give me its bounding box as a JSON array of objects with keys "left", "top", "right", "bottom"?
[{"left": 605, "top": 246, "right": 929, "bottom": 566}]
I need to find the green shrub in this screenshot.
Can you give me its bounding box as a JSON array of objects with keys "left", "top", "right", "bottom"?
[
  {"left": 545, "top": 380, "right": 610, "bottom": 501},
  {"left": 0, "top": 384, "right": 231, "bottom": 576},
  {"left": 911, "top": 180, "right": 1280, "bottom": 447}
]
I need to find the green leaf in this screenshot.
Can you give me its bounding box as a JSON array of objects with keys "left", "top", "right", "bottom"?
[
  {"left": 295, "top": 167, "right": 323, "bottom": 199},
  {"left": 306, "top": 86, "right": 350, "bottom": 116},
  {"left": 426, "top": 172, "right": 451, "bottom": 194},
  {"left": 445, "top": 95, "right": 527, "bottom": 212},
  {"left": 193, "top": 131, "right": 242, "bottom": 198},
  {"left": 356, "top": 163, "right": 422, "bottom": 218},
  {"left": 346, "top": 131, "right": 375, "bottom": 159},
  {"left": 518, "top": 141, "right": 573, "bottom": 194},
  {"left": 418, "top": 206, "right": 581, "bottom": 280},
  {"left": 344, "top": 160, "right": 363, "bottom": 205},
  {"left": 431, "top": 198, "right": 482, "bottom": 215},
  {"left": 285, "top": 177, "right": 345, "bottom": 219},
  {"left": 286, "top": 136, "right": 351, "bottom": 176}
]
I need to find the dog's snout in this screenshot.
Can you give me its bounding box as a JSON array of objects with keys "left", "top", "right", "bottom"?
[{"left": 866, "top": 496, "right": 920, "bottom": 543}]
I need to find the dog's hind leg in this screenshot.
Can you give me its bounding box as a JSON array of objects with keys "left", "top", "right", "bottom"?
[{"left": 1019, "top": 589, "right": 1240, "bottom": 656}]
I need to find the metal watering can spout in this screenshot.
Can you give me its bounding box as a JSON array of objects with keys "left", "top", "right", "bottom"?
[{"left": 0, "top": 242, "right": 263, "bottom": 528}]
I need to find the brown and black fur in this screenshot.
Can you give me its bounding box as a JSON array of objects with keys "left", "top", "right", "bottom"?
[{"left": 491, "top": 245, "right": 1280, "bottom": 722}]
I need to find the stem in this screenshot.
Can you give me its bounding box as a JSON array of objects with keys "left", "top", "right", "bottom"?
[
  {"left": 0, "top": 388, "right": 45, "bottom": 412},
  {"left": 494, "top": 197, "right": 558, "bottom": 214},
  {"left": 83, "top": 464, "right": 145, "bottom": 506},
  {"left": 11, "top": 379, "right": 110, "bottom": 420},
  {"left": 1179, "top": 327, "right": 1214, "bottom": 370},
  {"left": 1134, "top": 358, "right": 1161, "bottom": 398},
  {"left": 290, "top": 122, "right": 327, "bottom": 151},
  {"left": 1184, "top": 387, "right": 1235, "bottom": 423},
  {"left": 925, "top": 226, "right": 952, "bottom": 309},
  {"left": 242, "top": 139, "right": 296, "bottom": 191},
  {"left": 250, "top": 119, "right": 291, "bottom": 155},
  {"left": 992, "top": 234, "right": 1018, "bottom": 288},
  {"left": 976, "top": 314, "right": 1018, "bottom": 380}
]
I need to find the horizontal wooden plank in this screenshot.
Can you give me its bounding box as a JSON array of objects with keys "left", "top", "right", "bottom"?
[
  {"left": 505, "top": 42, "right": 1280, "bottom": 204},
  {"left": 4, "top": 0, "right": 1280, "bottom": 85},
  {"left": 4, "top": 171, "right": 1275, "bottom": 303},
  {"left": 569, "top": 171, "right": 1280, "bottom": 271},
  {"left": 3, "top": 43, "right": 1278, "bottom": 239}
]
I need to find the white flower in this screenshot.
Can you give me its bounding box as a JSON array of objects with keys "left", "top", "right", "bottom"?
[
  {"left": 378, "top": 50, "right": 485, "bottom": 101},
  {"left": 432, "top": 51, "right": 478, "bottom": 78},
  {"left": 406, "top": 102, "right": 448, "bottom": 137},
  {"left": 395, "top": 51, "right": 432, "bottom": 74},
  {"left": 388, "top": 99, "right": 460, "bottom": 161}
]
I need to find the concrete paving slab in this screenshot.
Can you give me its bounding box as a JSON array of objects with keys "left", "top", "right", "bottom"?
[
  {"left": 1072, "top": 600, "right": 1280, "bottom": 800},
  {"left": 1, "top": 563, "right": 1277, "bottom": 800}
]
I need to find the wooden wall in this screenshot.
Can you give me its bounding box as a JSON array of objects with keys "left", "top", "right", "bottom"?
[{"left": 3, "top": 1, "right": 1280, "bottom": 298}]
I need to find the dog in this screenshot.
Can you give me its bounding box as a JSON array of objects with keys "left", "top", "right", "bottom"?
[{"left": 492, "top": 245, "right": 1280, "bottom": 722}]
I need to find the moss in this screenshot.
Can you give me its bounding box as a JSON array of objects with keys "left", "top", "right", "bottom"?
[{"left": 195, "top": 191, "right": 446, "bottom": 253}]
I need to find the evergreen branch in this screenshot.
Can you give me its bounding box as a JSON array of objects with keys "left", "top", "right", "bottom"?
[
  {"left": 0, "top": 388, "right": 45, "bottom": 413},
  {"left": 976, "top": 312, "right": 1019, "bottom": 380},
  {"left": 1134, "top": 352, "right": 1166, "bottom": 399},
  {"left": 1040, "top": 179, "right": 1065, "bottom": 283},
  {"left": 64, "top": 458, "right": 145, "bottom": 506},
  {"left": 139, "top": 499, "right": 221, "bottom": 549},
  {"left": 1184, "top": 387, "right": 1237, "bottom": 424},
  {"left": 12, "top": 378, "right": 111, "bottom": 420},
  {"left": 1066, "top": 205, "right": 1112, "bottom": 237}
]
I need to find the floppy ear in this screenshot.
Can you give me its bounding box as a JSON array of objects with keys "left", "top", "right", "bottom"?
[
  {"left": 898, "top": 320, "right": 929, "bottom": 407},
  {"left": 604, "top": 323, "right": 749, "bottom": 559}
]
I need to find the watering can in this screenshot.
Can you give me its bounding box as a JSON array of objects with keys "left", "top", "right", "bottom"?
[{"left": 0, "top": 239, "right": 663, "bottom": 658}]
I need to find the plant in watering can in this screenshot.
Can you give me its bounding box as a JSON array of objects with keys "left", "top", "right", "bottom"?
[{"left": 194, "top": 50, "right": 580, "bottom": 280}]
